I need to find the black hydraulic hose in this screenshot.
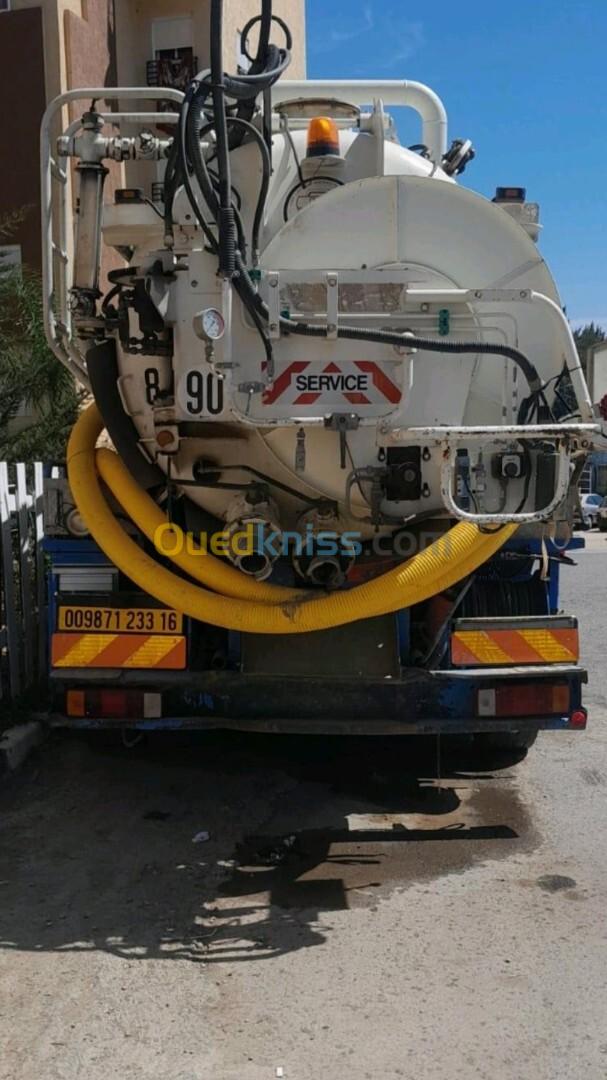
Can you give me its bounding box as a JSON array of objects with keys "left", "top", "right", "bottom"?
[
  {"left": 178, "top": 84, "right": 219, "bottom": 255},
  {"left": 233, "top": 253, "right": 547, "bottom": 402},
  {"left": 163, "top": 136, "right": 181, "bottom": 247},
  {"left": 186, "top": 111, "right": 256, "bottom": 261},
  {"left": 209, "top": 0, "right": 229, "bottom": 212},
  {"left": 232, "top": 0, "right": 273, "bottom": 145},
  {"left": 240, "top": 9, "right": 293, "bottom": 65},
  {"left": 221, "top": 49, "right": 291, "bottom": 98},
  {"left": 185, "top": 101, "right": 219, "bottom": 215},
  {"left": 210, "top": 0, "right": 236, "bottom": 277},
  {"left": 224, "top": 117, "right": 271, "bottom": 257},
  {"left": 168, "top": 2, "right": 549, "bottom": 420},
  {"left": 215, "top": 2, "right": 291, "bottom": 104},
  {"left": 296, "top": 326, "right": 542, "bottom": 393},
  {"left": 245, "top": 1, "right": 273, "bottom": 74},
  {"left": 191, "top": 114, "right": 271, "bottom": 258},
  {"left": 233, "top": 277, "right": 275, "bottom": 371},
  {"left": 86, "top": 340, "right": 165, "bottom": 492},
  {"left": 179, "top": 91, "right": 274, "bottom": 368}
]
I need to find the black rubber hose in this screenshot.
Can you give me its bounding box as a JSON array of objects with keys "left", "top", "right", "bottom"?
[
  {"left": 222, "top": 48, "right": 291, "bottom": 98},
  {"left": 186, "top": 110, "right": 249, "bottom": 261},
  {"left": 163, "top": 136, "right": 179, "bottom": 245},
  {"left": 232, "top": 0, "right": 273, "bottom": 145},
  {"left": 172, "top": 3, "right": 545, "bottom": 413},
  {"left": 180, "top": 95, "right": 274, "bottom": 369},
  {"left": 86, "top": 340, "right": 165, "bottom": 491},
  {"left": 233, "top": 253, "right": 544, "bottom": 396},
  {"left": 210, "top": 0, "right": 236, "bottom": 276},
  {"left": 192, "top": 114, "right": 271, "bottom": 257},
  {"left": 240, "top": 10, "right": 293, "bottom": 64},
  {"left": 185, "top": 100, "right": 219, "bottom": 215},
  {"left": 178, "top": 84, "right": 219, "bottom": 255},
  {"left": 224, "top": 117, "right": 271, "bottom": 256}
]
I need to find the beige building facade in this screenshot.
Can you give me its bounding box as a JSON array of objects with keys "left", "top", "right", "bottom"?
[{"left": 0, "top": 0, "right": 306, "bottom": 270}]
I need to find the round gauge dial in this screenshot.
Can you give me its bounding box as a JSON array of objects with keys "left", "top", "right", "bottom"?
[{"left": 200, "top": 307, "right": 225, "bottom": 341}]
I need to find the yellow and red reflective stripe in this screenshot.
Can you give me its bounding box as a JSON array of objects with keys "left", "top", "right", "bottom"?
[
  {"left": 451, "top": 627, "right": 578, "bottom": 667},
  {"left": 51, "top": 633, "right": 186, "bottom": 670}
]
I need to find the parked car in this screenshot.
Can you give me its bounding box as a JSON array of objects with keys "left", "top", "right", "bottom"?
[
  {"left": 597, "top": 496, "right": 607, "bottom": 532},
  {"left": 575, "top": 493, "right": 603, "bottom": 530}
]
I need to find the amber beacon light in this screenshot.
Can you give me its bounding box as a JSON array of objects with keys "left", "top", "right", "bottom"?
[{"left": 306, "top": 116, "right": 340, "bottom": 157}]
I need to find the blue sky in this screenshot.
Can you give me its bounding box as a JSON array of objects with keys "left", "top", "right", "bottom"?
[{"left": 306, "top": 0, "right": 607, "bottom": 327}]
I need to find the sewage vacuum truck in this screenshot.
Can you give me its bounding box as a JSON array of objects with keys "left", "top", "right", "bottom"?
[{"left": 41, "top": 0, "right": 598, "bottom": 747}]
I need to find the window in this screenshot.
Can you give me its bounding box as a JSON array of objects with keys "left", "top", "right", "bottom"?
[
  {"left": 151, "top": 16, "right": 193, "bottom": 55},
  {"left": 0, "top": 1, "right": 11, "bottom": 11},
  {"left": 148, "top": 17, "right": 197, "bottom": 92}
]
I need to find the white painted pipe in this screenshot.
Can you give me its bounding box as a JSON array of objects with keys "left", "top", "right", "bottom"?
[
  {"left": 40, "top": 88, "right": 186, "bottom": 387},
  {"left": 273, "top": 79, "right": 448, "bottom": 162}
]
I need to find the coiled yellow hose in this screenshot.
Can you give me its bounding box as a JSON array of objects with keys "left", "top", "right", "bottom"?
[
  {"left": 67, "top": 404, "right": 517, "bottom": 634},
  {"left": 95, "top": 448, "right": 301, "bottom": 602}
]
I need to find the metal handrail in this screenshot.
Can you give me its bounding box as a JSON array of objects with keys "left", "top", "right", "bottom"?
[{"left": 40, "top": 87, "right": 186, "bottom": 389}]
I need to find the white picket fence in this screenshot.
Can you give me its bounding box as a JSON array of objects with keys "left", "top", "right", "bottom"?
[{"left": 0, "top": 462, "right": 46, "bottom": 703}]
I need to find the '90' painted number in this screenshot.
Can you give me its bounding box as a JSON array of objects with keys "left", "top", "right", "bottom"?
[{"left": 180, "top": 370, "right": 225, "bottom": 417}]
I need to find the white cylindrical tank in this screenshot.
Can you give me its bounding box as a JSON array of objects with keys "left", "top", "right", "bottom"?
[{"left": 99, "top": 105, "right": 570, "bottom": 540}]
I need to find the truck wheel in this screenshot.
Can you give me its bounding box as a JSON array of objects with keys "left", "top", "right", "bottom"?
[
  {"left": 476, "top": 731, "right": 537, "bottom": 753},
  {"left": 599, "top": 521, "right": 607, "bottom": 532}
]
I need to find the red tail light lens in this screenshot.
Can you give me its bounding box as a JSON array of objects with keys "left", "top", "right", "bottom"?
[
  {"left": 570, "top": 709, "right": 587, "bottom": 729},
  {"left": 477, "top": 683, "right": 570, "bottom": 718},
  {"left": 65, "top": 690, "right": 161, "bottom": 719}
]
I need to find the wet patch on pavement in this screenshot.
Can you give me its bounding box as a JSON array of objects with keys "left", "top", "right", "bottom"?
[
  {"left": 536, "top": 874, "right": 578, "bottom": 892},
  {"left": 214, "top": 779, "right": 535, "bottom": 919},
  {"left": 0, "top": 732, "right": 540, "bottom": 967}
]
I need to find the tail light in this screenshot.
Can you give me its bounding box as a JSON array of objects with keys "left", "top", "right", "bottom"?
[
  {"left": 65, "top": 689, "right": 161, "bottom": 720},
  {"left": 477, "top": 683, "right": 570, "bottom": 718},
  {"left": 570, "top": 709, "right": 588, "bottom": 729}
]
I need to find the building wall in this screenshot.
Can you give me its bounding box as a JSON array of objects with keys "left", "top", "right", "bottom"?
[
  {"left": 0, "top": 8, "right": 47, "bottom": 270},
  {"left": 115, "top": 0, "right": 306, "bottom": 86},
  {"left": 0, "top": 0, "right": 306, "bottom": 271},
  {"left": 64, "top": 1, "right": 117, "bottom": 103},
  {"left": 1, "top": 1, "right": 118, "bottom": 270},
  {"left": 113, "top": 0, "right": 306, "bottom": 196}
]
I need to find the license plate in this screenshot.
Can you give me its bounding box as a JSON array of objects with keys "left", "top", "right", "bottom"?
[{"left": 58, "top": 606, "right": 183, "bottom": 635}]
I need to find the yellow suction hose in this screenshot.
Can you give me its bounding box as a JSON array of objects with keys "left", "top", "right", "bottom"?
[
  {"left": 95, "top": 447, "right": 301, "bottom": 603},
  {"left": 67, "top": 404, "right": 517, "bottom": 634}
]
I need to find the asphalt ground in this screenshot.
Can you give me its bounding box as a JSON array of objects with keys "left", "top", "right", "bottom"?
[{"left": 1, "top": 532, "right": 606, "bottom": 1079}]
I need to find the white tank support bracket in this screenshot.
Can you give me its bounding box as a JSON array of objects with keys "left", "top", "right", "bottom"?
[
  {"left": 326, "top": 272, "right": 339, "bottom": 339},
  {"left": 267, "top": 272, "right": 281, "bottom": 338}
]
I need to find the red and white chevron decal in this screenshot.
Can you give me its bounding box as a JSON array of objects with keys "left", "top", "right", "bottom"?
[{"left": 262, "top": 361, "right": 402, "bottom": 407}]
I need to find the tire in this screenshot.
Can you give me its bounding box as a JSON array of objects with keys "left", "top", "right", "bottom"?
[
  {"left": 471, "top": 730, "right": 538, "bottom": 768},
  {"left": 478, "top": 731, "right": 538, "bottom": 752},
  {"left": 599, "top": 521, "right": 607, "bottom": 533},
  {"left": 450, "top": 730, "right": 537, "bottom": 770}
]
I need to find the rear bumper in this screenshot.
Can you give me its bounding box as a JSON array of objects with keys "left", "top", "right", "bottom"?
[{"left": 49, "top": 664, "right": 587, "bottom": 735}]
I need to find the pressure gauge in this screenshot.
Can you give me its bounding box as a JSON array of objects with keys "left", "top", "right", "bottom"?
[{"left": 193, "top": 307, "right": 225, "bottom": 342}]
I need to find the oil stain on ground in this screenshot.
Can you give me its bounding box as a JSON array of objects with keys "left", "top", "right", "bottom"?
[{"left": 216, "top": 743, "right": 538, "bottom": 916}]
